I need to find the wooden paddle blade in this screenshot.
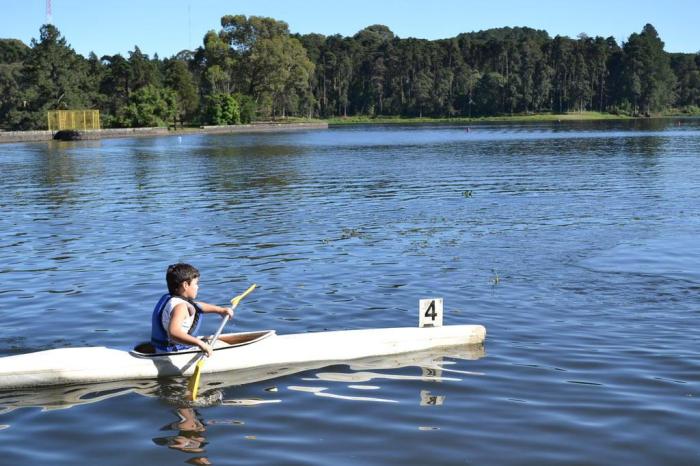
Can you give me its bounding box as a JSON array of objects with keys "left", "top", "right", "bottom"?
[{"left": 188, "top": 359, "right": 205, "bottom": 401}]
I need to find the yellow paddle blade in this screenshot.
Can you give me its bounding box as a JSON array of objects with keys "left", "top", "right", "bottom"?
[
  {"left": 231, "top": 283, "right": 256, "bottom": 307},
  {"left": 188, "top": 358, "right": 205, "bottom": 401}
]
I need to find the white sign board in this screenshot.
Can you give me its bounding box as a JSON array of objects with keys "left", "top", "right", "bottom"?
[{"left": 419, "top": 298, "right": 443, "bottom": 327}]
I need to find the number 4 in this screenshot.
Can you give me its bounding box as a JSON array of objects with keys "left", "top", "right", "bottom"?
[{"left": 419, "top": 298, "right": 443, "bottom": 327}]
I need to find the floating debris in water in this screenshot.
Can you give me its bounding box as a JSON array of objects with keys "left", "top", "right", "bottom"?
[
  {"left": 340, "top": 228, "right": 364, "bottom": 240},
  {"left": 462, "top": 190, "right": 473, "bottom": 198},
  {"left": 245, "top": 435, "right": 257, "bottom": 440},
  {"left": 418, "top": 426, "right": 440, "bottom": 431}
]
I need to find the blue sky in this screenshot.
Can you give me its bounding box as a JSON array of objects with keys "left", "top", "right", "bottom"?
[{"left": 2, "top": 0, "right": 698, "bottom": 58}]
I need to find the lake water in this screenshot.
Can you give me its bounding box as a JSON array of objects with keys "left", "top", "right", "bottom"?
[{"left": 1, "top": 120, "right": 699, "bottom": 465}]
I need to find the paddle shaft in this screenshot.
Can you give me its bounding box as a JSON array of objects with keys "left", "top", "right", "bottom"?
[
  {"left": 206, "top": 314, "right": 230, "bottom": 353},
  {"left": 189, "top": 284, "right": 256, "bottom": 400}
]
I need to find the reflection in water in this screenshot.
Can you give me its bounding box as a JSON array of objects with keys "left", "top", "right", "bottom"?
[
  {"left": 420, "top": 390, "right": 445, "bottom": 406},
  {"left": 293, "top": 345, "right": 485, "bottom": 406},
  {"left": 0, "top": 343, "right": 485, "bottom": 464},
  {"left": 287, "top": 385, "right": 398, "bottom": 403},
  {"left": 153, "top": 408, "right": 211, "bottom": 465}
]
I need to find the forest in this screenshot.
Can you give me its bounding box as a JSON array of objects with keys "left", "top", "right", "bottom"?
[{"left": 1, "top": 15, "right": 699, "bottom": 130}]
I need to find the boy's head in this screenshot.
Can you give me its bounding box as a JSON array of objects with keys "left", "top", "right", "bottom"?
[{"left": 166, "top": 263, "right": 200, "bottom": 296}]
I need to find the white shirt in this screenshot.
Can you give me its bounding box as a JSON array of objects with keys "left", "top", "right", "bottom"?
[{"left": 160, "top": 297, "right": 196, "bottom": 341}]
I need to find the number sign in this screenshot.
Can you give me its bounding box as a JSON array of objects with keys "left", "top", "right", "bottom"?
[{"left": 419, "top": 298, "right": 443, "bottom": 327}]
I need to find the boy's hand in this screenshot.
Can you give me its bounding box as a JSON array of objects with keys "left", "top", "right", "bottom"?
[
  {"left": 219, "top": 306, "right": 234, "bottom": 318},
  {"left": 198, "top": 341, "right": 214, "bottom": 358}
]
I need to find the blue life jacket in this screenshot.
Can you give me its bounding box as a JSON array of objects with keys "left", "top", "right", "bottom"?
[{"left": 151, "top": 294, "right": 203, "bottom": 352}]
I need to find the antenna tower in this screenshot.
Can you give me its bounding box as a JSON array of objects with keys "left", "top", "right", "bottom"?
[{"left": 46, "top": 0, "right": 53, "bottom": 24}]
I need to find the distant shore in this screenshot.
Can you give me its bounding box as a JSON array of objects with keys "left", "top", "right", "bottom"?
[
  {"left": 328, "top": 111, "right": 637, "bottom": 125},
  {"left": 0, "top": 121, "right": 329, "bottom": 144},
  {"left": 3, "top": 112, "right": 699, "bottom": 144}
]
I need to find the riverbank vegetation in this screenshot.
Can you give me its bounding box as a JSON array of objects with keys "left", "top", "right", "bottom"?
[
  {"left": 328, "top": 111, "right": 636, "bottom": 125},
  {"left": 1, "top": 16, "right": 699, "bottom": 131}
]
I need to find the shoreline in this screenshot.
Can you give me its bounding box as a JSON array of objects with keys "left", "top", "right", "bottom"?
[
  {"left": 3, "top": 112, "right": 698, "bottom": 144},
  {"left": 0, "top": 121, "right": 329, "bottom": 144},
  {"left": 328, "top": 112, "right": 700, "bottom": 125}
]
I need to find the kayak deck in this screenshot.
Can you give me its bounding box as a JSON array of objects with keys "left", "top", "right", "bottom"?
[{"left": 130, "top": 330, "right": 275, "bottom": 357}]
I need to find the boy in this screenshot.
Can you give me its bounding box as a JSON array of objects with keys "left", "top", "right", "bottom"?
[{"left": 151, "top": 263, "right": 233, "bottom": 356}]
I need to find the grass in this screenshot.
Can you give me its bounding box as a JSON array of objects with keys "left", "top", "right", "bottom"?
[{"left": 327, "top": 111, "right": 633, "bottom": 125}]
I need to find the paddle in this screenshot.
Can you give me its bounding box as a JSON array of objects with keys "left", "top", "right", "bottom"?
[{"left": 188, "top": 284, "right": 257, "bottom": 401}]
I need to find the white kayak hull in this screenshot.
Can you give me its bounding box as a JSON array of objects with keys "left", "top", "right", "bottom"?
[
  {"left": 0, "top": 325, "right": 485, "bottom": 389},
  {"left": 0, "top": 344, "right": 486, "bottom": 412}
]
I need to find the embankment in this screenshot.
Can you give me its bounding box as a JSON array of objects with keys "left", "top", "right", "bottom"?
[{"left": 0, "top": 122, "right": 328, "bottom": 144}]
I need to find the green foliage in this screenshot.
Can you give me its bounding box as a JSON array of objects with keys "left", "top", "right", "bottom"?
[
  {"left": 204, "top": 92, "right": 240, "bottom": 125},
  {"left": 1, "top": 20, "right": 699, "bottom": 130},
  {"left": 620, "top": 24, "right": 677, "bottom": 115},
  {"left": 235, "top": 93, "right": 256, "bottom": 123},
  {"left": 0, "top": 39, "right": 30, "bottom": 63},
  {"left": 116, "top": 84, "right": 177, "bottom": 127},
  {"left": 164, "top": 59, "right": 199, "bottom": 120},
  {"left": 7, "top": 24, "right": 95, "bottom": 129}
]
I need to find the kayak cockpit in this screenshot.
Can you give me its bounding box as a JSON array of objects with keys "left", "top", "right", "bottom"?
[{"left": 130, "top": 330, "right": 275, "bottom": 358}]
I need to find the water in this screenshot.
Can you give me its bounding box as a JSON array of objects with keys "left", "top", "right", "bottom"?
[{"left": 1, "top": 119, "right": 699, "bottom": 465}]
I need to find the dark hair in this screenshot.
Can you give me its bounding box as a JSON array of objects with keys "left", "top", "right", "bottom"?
[{"left": 166, "top": 263, "right": 200, "bottom": 295}]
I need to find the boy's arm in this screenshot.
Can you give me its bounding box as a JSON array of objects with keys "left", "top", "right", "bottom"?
[
  {"left": 169, "top": 303, "right": 213, "bottom": 356},
  {"left": 195, "top": 301, "right": 234, "bottom": 318}
]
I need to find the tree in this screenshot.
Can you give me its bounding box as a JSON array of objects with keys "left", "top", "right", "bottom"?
[
  {"left": 0, "top": 40, "right": 29, "bottom": 128},
  {"left": 670, "top": 53, "right": 700, "bottom": 108},
  {"left": 7, "top": 25, "right": 93, "bottom": 129},
  {"left": 248, "top": 35, "right": 315, "bottom": 117},
  {"left": 621, "top": 24, "right": 676, "bottom": 115},
  {"left": 128, "top": 46, "right": 162, "bottom": 91},
  {"left": 117, "top": 84, "right": 177, "bottom": 127},
  {"left": 235, "top": 93, "right": 257, "bottom": 123},
  {"left": 164, "top": 59, "right": 199, "bottom": 123},
  {"left": 474, "top": 72, "right": 505, "bottom": 115},
  {"left": 203, "top": 92, "right": 240, "bottom": 125},
  {"left": 0, "top": 39, "right": 30, "bottom": 63},
  {"left": 200, "top": 30, "right": 235, "bottom": 94},
  {"left": 99, "top": 53, "right": 131, "bottom": 124}
]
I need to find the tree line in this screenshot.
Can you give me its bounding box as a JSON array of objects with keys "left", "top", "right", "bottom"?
[{"left": 1, "top": 16, "right": 699, "bottom": 130}]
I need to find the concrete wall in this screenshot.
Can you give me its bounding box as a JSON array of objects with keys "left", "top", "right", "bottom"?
[{"left": 0, "top": 122, "right": 328, "bottom": 145}]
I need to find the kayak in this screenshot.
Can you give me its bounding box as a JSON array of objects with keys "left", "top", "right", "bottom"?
[
  {"left": 0, "top": 343, "right": 485, "bottom": 412},
  {"left": 0, "top": 324, "right": 485, "bottom": 389}
]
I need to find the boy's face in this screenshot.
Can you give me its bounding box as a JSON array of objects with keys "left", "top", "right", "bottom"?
[{"left": 181, "top": 277, "right": 199, "bottom": 299}]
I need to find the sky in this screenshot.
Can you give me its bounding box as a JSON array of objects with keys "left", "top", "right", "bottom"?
[{"left": 1, "top": 0, "right": 698, "bottom": 58}]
